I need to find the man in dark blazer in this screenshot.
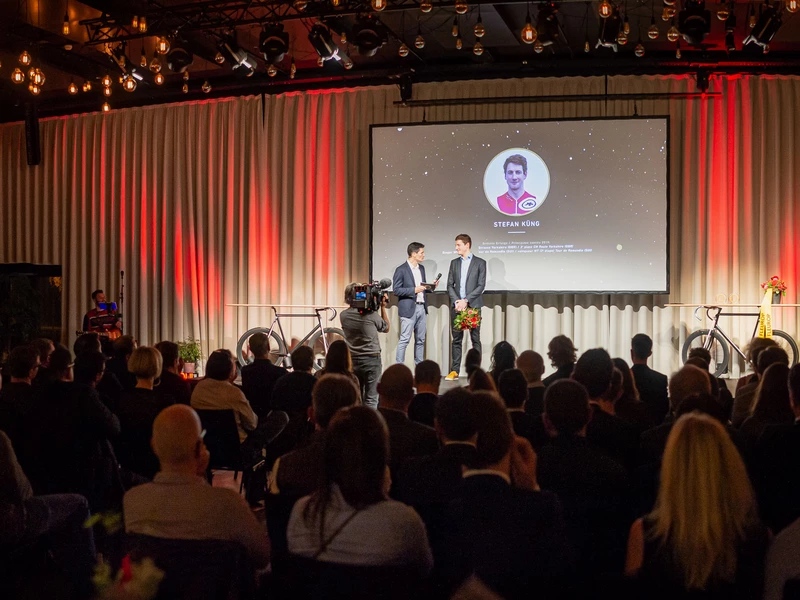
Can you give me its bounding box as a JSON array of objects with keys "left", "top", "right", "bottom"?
[
  {"left": 240, "top": 332, "right": 288, "bottom": 418},
  {"left": 446, "top": 233, "right": 487, "bottom": 380},
  {"left": 629, "top": 333, "right": 669, "bottom": 425},
  {"left": 392, "top": 242, "right": 438, "bottom": 365}
]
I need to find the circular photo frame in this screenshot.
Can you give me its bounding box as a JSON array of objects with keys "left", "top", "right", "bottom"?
[{"left": 483, "top": 148, "right": 551, "bottom": 217}]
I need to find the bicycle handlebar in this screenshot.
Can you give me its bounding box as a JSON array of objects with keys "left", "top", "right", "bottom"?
[
  {"left": 694, "top": 305, "right": 722, "bottom": 322},
  {"left": 315, "top": 306, "right": 338, "bottom": 321}
]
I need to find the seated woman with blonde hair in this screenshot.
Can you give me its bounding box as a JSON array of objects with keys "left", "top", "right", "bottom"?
[{"left": 624, "top": 411, "right": 768, "bottom": 598}]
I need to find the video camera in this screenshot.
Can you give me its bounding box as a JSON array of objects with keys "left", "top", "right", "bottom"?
[{"left": 349, "top": 279, "right": 392, "bottom": 313}]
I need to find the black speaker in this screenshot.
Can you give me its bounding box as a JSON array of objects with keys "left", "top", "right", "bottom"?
[{"left": 24, "top": 102, "right": 41, "bottom": 166}]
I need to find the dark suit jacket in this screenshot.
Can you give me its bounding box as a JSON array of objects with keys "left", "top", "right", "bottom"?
[
  {"left": 408, "top": 392, "right": 438, "bottom": 428},
  {"left": 447, "top": 255, "right": 487, "bottom": 309},
  {"left": 630, "top": 364, "right": 669, "bottom": 425},
  {"left": 542, "top": 363, "right": 575, "bottom": 387},
  {"left": 378, "top": 408, "right": 439, "bottom": 471},
  {"left": 586, "top": 406, "right": 640, "bottom": 471},
  {"left": 440, "top": 474, "right": 573, "bottom": 599},
  {"left": 537, "top": 435, "right": 632, "bottom": 578},
  {"left": 394, "top": 442, "right": 477, "bottom": 507},
  {"left": 752, "top": 422, "right": 800, "bottom": 532},
  {"left": 116, "top": 388, "right": 175, "bottom": 479},
  {"left": 524, "top": 386, "right": 545, "bottom": 415},
  {"left": 508, "top": 410, "right": 550, "bottom": 451},
  {"left": 156, "top": 370, "right": 192, "bottom": 406},
  {"left": 393, "top": 261, "right": 429, "bottom": 319},
  {"left": 241, "top": 359, "right": 288, "bottom": 417}
]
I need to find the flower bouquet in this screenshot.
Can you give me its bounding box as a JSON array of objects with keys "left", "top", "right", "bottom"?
[
  {"left": 761, "top": 276, "right": 788, "bottom": 297},
  {"left": 454, "top": 307, "right": 481, "bottom": 330}
]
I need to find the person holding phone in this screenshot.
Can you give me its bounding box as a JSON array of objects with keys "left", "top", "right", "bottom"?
[{"left": 393, "top": 242, "right": 438, "bottom": 365}]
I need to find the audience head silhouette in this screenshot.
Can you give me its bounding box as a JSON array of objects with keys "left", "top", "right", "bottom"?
[
  {"left": 7, "top": 345, "right": 40, "bottom": 382},
  {"left": 151, "top": 404, "right": 208, "bottom": 473},
  {"left": 464, "top": 348, "right": 482, "bottom": 379},
  {"left": 414, "top": 360, "right": 441, "bottom": 394},
  {"left": 155, "top": 341, "right": 180, "bottom": 372},
  {"left": 377, "top": 364, "right": 415, "bottom": 411},
  {"left": 571, "top": 348, "right": 613, "bottom": 399},
  {"left": 631, "top": 333, "right": 653, "bottom": 361},
  {"left": 73, "top": 333, "right": 102, "bottom": 356},
  {"left": 469, "top": 368, "right": 497, "bottom": 393},
  {"left": 756, "top": 346, "right": 790, "bottom": 375},
  {"left": 548, "top": 335, "right": 578, "bottom": 368},
  {"left": 751, "top": 363, "right": 792, "bottom": 422},
  {"left": 668, "top": 365, "right": 711, "bottom": 413},
  {"left": 471, "top": 391, "right": 514, "bottom": 470},
  {"left": 490, "top": 341, "right": 517, "bottom": 380},
  {"left": 49, "top": 345, "right": 74, "bottom": 381},
  {"left": 434, "top": 388, "right": 477, "bottom": 442},
  {"left": 322, "top": 340, "right": 352, "bottom": 374},
  {"left": 311, "top": 374, "right": 361, "bottom": 429},
  {"left": 516, "top": 350, "right": 545, "bottom": 383},
  {"left": 128, "top": 346, "right": 162, "bottom": 380},
  {"left": 205, "top": 349, "right": 236, "bottom": 381},
  {"left": 544, "top": 379, "right": 591, "bottom": 436},
  {"left": 73, "top": 351, "right": 106, "bottom": 386},
  {"left": 291, "top": 345, "right": 315, "bottom": 373},
  {"left": 248, "top": 333, "right": 271, "bottom": 359},
  {"left": 497, "top": 368, "right": 528, "bottom": 409}
]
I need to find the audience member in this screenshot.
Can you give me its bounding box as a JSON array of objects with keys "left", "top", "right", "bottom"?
[
  {"left": 124, "top": 404, "right": 269, "bottom": 568},
  {"left": 377, "top": 364, "right": 439, "bottom": 473},
  {"left": 271, "top": 345, "right": 317, "bottom": 414},
  {"left": 611, "top": 357, "right": 652, "bottom": 432},
  {"left": 73, "top": 350, "right": 106, "bottom": 388},
  {"left": 687, "top": 347, "right": 734, "bottom": 419},
  {"left": 751, "top": 363, "right": 800, "bottom": 532},
  {"left": 537, "top": 379, "right": 631, "bottom": 585},
  {"left": 497, "top": 368, "right": 548, "bottom": 450},
  {"left": 489, "top": 341, "right": 517, "bottom": 387},
  {"left": 516, "top": 350, "right": 545, "bottom": 415},
  {"left": 191, "top": 349, "right": 257, "bottom": 443},
  {"left": 105, "top": 335, "right": 138, "bottom": 390},
  {"left": 408, "top": 360, "right": 441, "bottom": 427},
  {"left": 240, "top": 333, "right": 288, "bottom": 418},
  {"left": 468, "top": 368, "right": 497, "bottom": 392},
  {"left": 735, "top": 337, "right": 778, "bottom": 392},
  {"left": 440, "top": 391, "right": 572, "bottom": 598},
  {"left": 0, "top": 430, "right": 96, "bottom": 597},
  {"left": 624, "top": 412, "right": 768, "bottom": 599},
  {"left": 464, "top": 348, "right": 482, "bottom": 381},
  {"left": 572, "top": 348, "right": 639, "bottom": 470},
  {"left": 739, "top": 363, "right": 792, "bottom": 447},
  {"left": 0, "top": 346, "right": 40, "bottom": 471},
  {"left": 630, "top": 333, "right": 669, "bottom": 425},
  {"left": 75, "top": 333, "right": 124, "bottom": 410},
  {"left": 154, "top": 341, "right": 192, "bottom": 406},
  {"left": 732, "top": 346, "right": 789, "bottom": 427},
  {"left": 116, "top": 346, "right": 174, "bottom": 479},
  {"left": 287, "top": 406, "right": 433, "bottom": 573},
  {"left": 543, "top": 335, "right": 577, "bottom": 387},
  {"left": 764, "top": 516, "right": 800, "bottom": 600},
  {"left": 29, "top": 337, "right": 55, "bottom": 386},
  {"left": 315, "top": 340, "right": 359, "bottom": 388}
]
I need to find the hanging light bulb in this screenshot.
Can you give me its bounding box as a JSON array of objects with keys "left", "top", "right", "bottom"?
[
  {"left": 138, "top": 16, "right": 147, "bottom": 33},
  {"left": 32, "top": 68, "right": 45, "bottom": 86},
  {"left": 62, "top": 10, "right": 70, "bottom": 35},
  {"left": 667, "top": 22, "right": 680, "bottom": 42},
  {"left": 12, "top": 68, "right": 25, "bottom": 84},
  {"left": 132, "top": 15, "right": 139, "bottom": 29},
  {"left": 267, "top": 64, "right": 278, "bottom": 77},
  {"left": 102, "top": 101, "right": 111, "bottom": 112},
  {"left": 662, "top": 5, "right": 676, "bottom": 20},
  {"left": 398, "top": 43, "right": 410, "bottom": 57},
  {"left": 648, "top": 17, "right": 660, "bottom": 39},
  {"left": 182, "top": 83, "right": 189, "bottom": 93},
  {"left": 29, "top": 83, "right": 41, "bottom": 95},
  {"left": 415, "top": 34, "right": 425, "bottom": 49},
  {"left": 68, "top": 80, "right": 78, "bottom": 94},
  {"left": 452, "top": 17, "right": 459, "bottom": 37},
  {"left": 343, "top": 58, "right": 354, "bottom": 69},
  {"left": 371, "top": 0, "right": 387, "bottom": 11},
  {"left": 340, "top": 31, "right": 347, "bottom": 43},
  {"left": 787, "top": 0, "right": 799, "bottom": 13},
  {"left": 635, "top": 41, "right": 645, "bottom": 57},
  {"left": 122, "top": 74, "right": 137, "bottom": 92},
  {"left": 474, "top": 16, "right": 486, "bottom": 38},
  {"left": 150, "top": 57, "right": 162, "bottom": 73},
  {"left": 82, "top": 80, "right": 91, "bottom": 92},
  {"left": 455, "top": 0, "right": 469, "bottom": 15},
  {"left": 584, "top": 39, "right": 591, "bottom": 52},
  {"left": 140, "top": 52, "right": 148, "bottom": 68},
  {"left": 293, "top": 0, "right": 308, "bottom": 10},
  {"left": 420, "top": 0, "right": 433, "bottom": 12},
  {"left": 599, "top": 0, "right": 614, "bottom": 19},
  {"left": 623, "top": 15, "right": 631, "bottom": 35},
  {"left": 214, "top": 52, "right": 225, "bottom": 64},
  {"left": 616, "top": 30, "right": 628, "bottom": 45},
  {"left": 675, "top": 42, "right": 681, "bottom": 58},
  {"left": 317, "top": 56, "right": 324, "bottom": 67},
  {"left": 717, "top": 3, "right": 730, "bottom": 20},
  {"left": 20, "top": 50, "right": 32, "bottom": 66},
  {"left": 473, "top": 41, "right": 484, "bottom": 55},
  {"left": 521, "top": 11, "right": 536, "bottom": 44},
  {"left": 456, "top": 34, "right": 463, "bottom": 50},
  {"left": 101, "top": 73, "right": 113, "bottom": 87},
  {"left": 156, "top": 37, "right": 170, "bottom": 55},
  {"left": 103, "top": 85, "right": 112, "bottom": 97},
  {"left": 290, "top": 57, "right": 297, "bottom": 78},
  {"left": 534, "top": 39, "right": 544, "bottom": 53},
  {"left": 202, "top": 80, "right": 211, "bottom": 93},
  {"left": 182, "top": 71, "right": 190, "bottom": 81},
  {"left": 154, "top": 73, "right": 165, "bottom": 85}
]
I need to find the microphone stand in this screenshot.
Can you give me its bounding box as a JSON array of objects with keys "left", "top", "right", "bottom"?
[{"left": 119, "top": 270, "right": 125, "bottom": 334}]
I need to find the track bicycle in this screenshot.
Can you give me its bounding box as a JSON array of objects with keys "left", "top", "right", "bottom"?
[
  {"left": 681, "top": 305, "right": 798, "bottom": 378},
  {"left": 235, "top": 306, "right": 344, "bottom": 372}
]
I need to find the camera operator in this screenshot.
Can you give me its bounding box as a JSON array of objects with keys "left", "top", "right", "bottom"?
[{"left": 339, "top": 283, "right": 390, "bottom": 409}]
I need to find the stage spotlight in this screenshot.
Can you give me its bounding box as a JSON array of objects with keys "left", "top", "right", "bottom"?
[
  {"left": 260, "top": 23, "right": 290, "bottom": 64},
  {"left": 743, "top": 5, "right": 783, "bottom": 49},
  {"left": 677, "top": 0, "right": 711, "bottom": 45},
  {"left": 308, "top": 23, "right": 339, "bottom": 61},
  {"left": 167, "top": 43, "right": 194, "bottom": 73},
  {"left": 352, "top": 16, "right": 388, "bottom": 57},
  {"left": 219, "top": 34, "right": 257, "bottom": 75},
  {"left": 596, "top": 7, "right": 622, "bottom": 51}
]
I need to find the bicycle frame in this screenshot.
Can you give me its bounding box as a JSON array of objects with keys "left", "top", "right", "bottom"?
[
  {"left": 264, "top": 306, "right": 338, "bottom": 355},
  {"left": 695, "top": 305, "right": 774, "bottom": 363}
]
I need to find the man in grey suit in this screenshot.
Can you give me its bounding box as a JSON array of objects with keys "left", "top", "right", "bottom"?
[{"left": 446, "top": 233, "right": 487, "bottom": 380}]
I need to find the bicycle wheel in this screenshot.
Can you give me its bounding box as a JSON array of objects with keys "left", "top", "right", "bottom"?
[
  {"left": 235, "top": 327, "right": 287, "bottom": 367},
  {"left": 306, "top": 327, "right": 346, "bottom": 372},
  {"left": 682, "top": 329, "right": 730, "bottom": 378},
  {"left": 772, "top": 330, "right": 799, "bottom": 367}
]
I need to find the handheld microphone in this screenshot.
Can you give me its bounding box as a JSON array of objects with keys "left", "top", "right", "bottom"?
[{"left": 434, "top": 272, "right": 442, "bottom": 281}]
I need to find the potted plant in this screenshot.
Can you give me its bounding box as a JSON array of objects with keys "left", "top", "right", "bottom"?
[
  {"left": 177, "top": 337, "right": 202, "bottom": 375},
  {"left": 761, "top": 275, "right": 788, "bottom": 304}
]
